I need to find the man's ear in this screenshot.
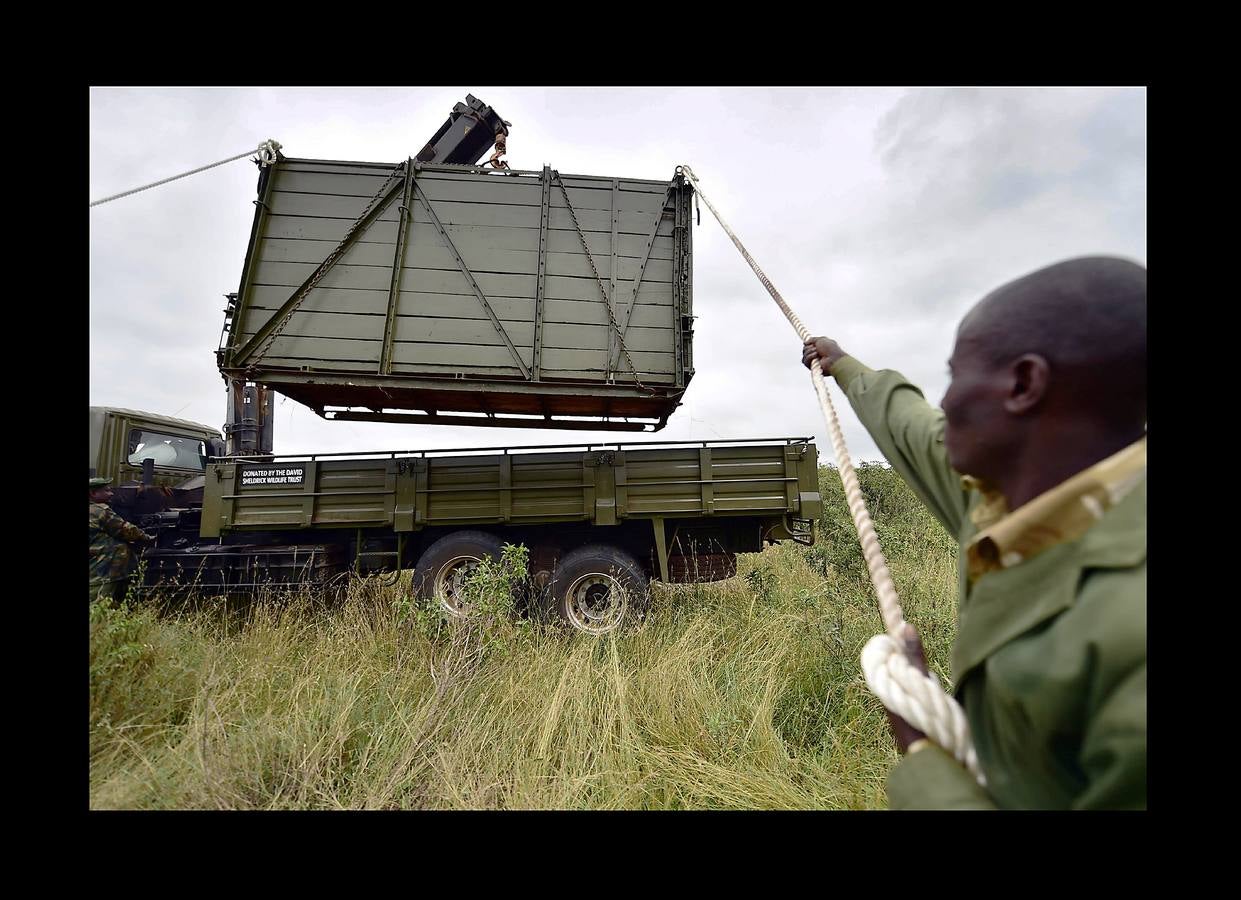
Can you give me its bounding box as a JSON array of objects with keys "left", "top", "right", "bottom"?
[{"left": 1005, "top": 353, "right": 1050, "bottom": 415}]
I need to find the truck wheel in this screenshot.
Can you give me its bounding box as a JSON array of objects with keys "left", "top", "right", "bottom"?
[
  {"left": 414, "top": 531, "right": 504, "bottom": 618},
  {"left": 544, "top": 544, "right": 650, "bottom": 635}
]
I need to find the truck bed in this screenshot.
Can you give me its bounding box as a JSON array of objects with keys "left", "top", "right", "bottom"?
[{"left": 200, "top": 438, "right": 820, "bottom": 537}]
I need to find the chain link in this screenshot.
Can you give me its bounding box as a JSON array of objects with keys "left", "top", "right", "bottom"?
[
  {"left": 247, "top": 159, "right": 408, "bottom": 369},
  {"left": 551, "top": 171, "right": 655, "bottom": 395}
]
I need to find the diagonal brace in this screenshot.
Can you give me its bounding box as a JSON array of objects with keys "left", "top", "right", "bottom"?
[
  {"left": 413, "top": 181, "right": 531, "bottom": 379},
  {"left": 231, "top": 172, "right": 406, "bottom": 368}
]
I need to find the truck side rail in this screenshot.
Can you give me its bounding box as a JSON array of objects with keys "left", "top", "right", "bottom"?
[
  {"left": 199, "top": 438, "right": 822, "bottom": 541},
  {"left": 213, "top": 436, "right": 815, "bottom": 463}
]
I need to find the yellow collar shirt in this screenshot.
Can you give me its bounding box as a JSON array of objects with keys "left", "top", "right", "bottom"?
[{"left": 962, "top": 436, "right": 1147, "bottom": 583}]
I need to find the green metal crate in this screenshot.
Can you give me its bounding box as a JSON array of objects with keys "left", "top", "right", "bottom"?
[{"left": 219, "top": 158, "right": 695, "bottom": 432}]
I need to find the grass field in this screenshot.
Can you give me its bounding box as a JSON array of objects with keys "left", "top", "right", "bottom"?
[{"left": 89, "top": 463, "right": 960, "bottom": 810}]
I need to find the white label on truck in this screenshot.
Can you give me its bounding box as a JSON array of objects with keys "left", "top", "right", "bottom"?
[{"left": 240, "top": 465, "right": 306, "bottom": 486}]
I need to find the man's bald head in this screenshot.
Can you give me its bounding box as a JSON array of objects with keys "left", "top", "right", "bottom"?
[
  {"left": 939, "top": 256, "right": 1146, "bottom": 485},
  {"left": 957, "top": 256, "right": 1146, "bottom": 425}
]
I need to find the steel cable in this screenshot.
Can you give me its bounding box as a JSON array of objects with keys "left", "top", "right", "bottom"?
[{"left": 90, "top": 140, "right": 282, "bottom": 208}]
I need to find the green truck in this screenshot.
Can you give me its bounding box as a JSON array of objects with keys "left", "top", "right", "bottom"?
[
  {"left": 96, "top": 96, "right": 824, "bottom": 633},
  {"left": 141, "top": 437, "right": 820, "bottom": 633}
]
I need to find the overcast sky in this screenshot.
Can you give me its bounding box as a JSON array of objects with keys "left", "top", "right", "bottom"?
[{"left": 89, "top": 87, "right": 1146, "bottom": 464}]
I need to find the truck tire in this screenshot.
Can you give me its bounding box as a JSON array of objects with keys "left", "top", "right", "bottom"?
[
  {"left": 543, "top": 544, "right": 650, "bottom": 635},
  {"left": 413, "top": 530, "right": 504, "bottom": 618}
]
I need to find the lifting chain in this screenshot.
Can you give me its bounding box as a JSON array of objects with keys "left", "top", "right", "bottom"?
[
  {"left": 247, "top": 159, "right": 408, "bottom": 369},
  {"left": 551, "top": 171, "right": 656, "bottom": 395}
]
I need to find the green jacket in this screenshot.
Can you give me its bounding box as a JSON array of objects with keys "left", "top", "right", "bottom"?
[{"left": 832, "top": 356, "right": 1146, "bottom": 810}]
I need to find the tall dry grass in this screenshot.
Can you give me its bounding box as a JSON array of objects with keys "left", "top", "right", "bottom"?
[{"left": 89, "top": 463, "right": 959, "bottom": 810}]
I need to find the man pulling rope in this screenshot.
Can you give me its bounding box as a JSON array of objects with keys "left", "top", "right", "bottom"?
[{"left": 802, "top": 256, "right": 1147, "bottom": 809}]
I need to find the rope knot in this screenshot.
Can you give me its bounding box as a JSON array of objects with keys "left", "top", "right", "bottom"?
[{"left": 257, "top": 140, "right": 282, "bottom": 166}]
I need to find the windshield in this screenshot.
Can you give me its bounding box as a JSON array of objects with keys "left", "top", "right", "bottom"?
[{"left": 127, "top": 428, "right": 207, "bottom": 471}]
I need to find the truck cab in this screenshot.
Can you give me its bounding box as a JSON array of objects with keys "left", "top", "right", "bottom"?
[{"left": 89, "top": 407, "right": 225, "bottom": 517}]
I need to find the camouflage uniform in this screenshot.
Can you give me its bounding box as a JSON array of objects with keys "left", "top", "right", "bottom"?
[{"left": 89, "top": 501, "right": 151, "bottom": 603}]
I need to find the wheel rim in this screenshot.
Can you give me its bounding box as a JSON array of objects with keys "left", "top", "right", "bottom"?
[
  {"left": 564, "top": 573, "right": 628, "bottom": 634},
  {"left": 434, "top": 555, "right": 482, "bottom": 617}
]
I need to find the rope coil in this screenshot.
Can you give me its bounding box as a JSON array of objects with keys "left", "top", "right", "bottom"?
[
  {"left": 862, "top": 634, "right": 982, "bottom": 780},
  {"left": 679, "top": 163, "right": 984, "bottom": 784}
]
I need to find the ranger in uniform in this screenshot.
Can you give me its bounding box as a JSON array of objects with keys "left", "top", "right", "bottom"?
[
  {"left": 803, "top": 256, "right": 1146, "bottom": 809},
  {"left": 89, "top": 476, "right": 154, "bottom": 603}
]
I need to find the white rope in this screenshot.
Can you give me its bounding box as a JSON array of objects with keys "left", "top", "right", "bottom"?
[
  {"left": 861, "top": 634, "right": 983, "bottom": 781},
  {"left": 679, "top": 163, "right": 984, "bottom": 784},
  {"left": 90, "top": 139, "right": 282, "bottom": 208}
]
